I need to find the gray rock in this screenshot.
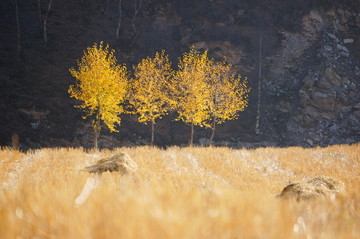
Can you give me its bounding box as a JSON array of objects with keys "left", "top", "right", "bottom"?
[
  {"left": 306, "top": 138, "right": 314, "bottom": 146},
  {"left": 317, "top": 67, "right": 342, "bottom": 89},
  {"left": 303, "top": 76, "right": 316, "bottom": 88},
  {"left": 329, "top": 124, "right": 338, "bottom": 132},
  {"left": 328, "top": 33, "right": 339, "bottom": 42},
  {"left": 353, "top": 103, "right": 360, "bottom": 110},
  {"left": 354, "top": 111, "right": 360, "bottom": 120},
  {"left": 310, "top": 91, "right": 336, "bottom": 111},
  {"left": 340, "top": 51, "right": 349, "bottom": 57},
  {"left": 336, "top": 44, "right": 349, "bottom": 52},
  {"left": 343, "top": 38, "right": 354, "bottom": 44}
]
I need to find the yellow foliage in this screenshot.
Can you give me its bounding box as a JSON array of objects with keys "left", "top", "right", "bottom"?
[
  {"left": 130, "top": 50, "right": 173, "bottom": 124},
  {"left": 171, "top": 47, "right": 249, "bottom": 129},
  {"left": 171, "top": 47, "right": 212, "bottom": 127},
  {"left": 68, "top": 42, "right": 129, "bottom": 132},
  {"left": 207, "top": 60, "right": 250, "bottom": 126}
]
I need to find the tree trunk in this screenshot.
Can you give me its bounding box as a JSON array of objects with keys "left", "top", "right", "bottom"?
[
  {"left": 14, "top": 0, "right": 21, "bottom": 66},
  {"left": 189, "top": 124, "right": 194, "bottom": 147},
  {"left": 116, "top": 0, "right": 122, "bottom": 39},
  {"left": 37, "top": 0, "right": 42, "bottom": 22},
  {"left": 150, "top": 121, "right": 155, "bottom": 146},
  {"left": 43, "top": 0, "right": 53, "bottom": 46},
  {"left": 93, "top": 109, "right": 101, "bottom": 150},
  {"left": 255, "top": 33, "right": 262, "bottom": 135},
  {"left": 93, "top": 127, "right": 99, "bottom": 150},
  {"left": 209, "top": 118, "right": 216, "bottom": 145}
]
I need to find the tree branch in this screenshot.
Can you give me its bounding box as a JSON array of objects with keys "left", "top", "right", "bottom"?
[{"left": 116, "top": 0, "right": 122, "bottom": 39}]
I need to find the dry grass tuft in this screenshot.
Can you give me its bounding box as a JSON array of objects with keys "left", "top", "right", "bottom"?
[
  {"left": 0, "top": 144, "right": 359, "bottom": 238},
  {"left": 277, "top": 176, "right": 345, "bottom": 201},
  {"left": 84, "top": 152, "right": 137, "bottom": 174}
]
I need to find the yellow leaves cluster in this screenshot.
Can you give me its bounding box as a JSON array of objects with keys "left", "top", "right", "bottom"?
[
  {"left": 207, "top": 61, "right": 250, "bottom": 126},
  {"left": 171, "top": 48, "right": 213, "bottom": 127},
  {"left": 68, "top": 42, "right": 128, "bottom": 132},
  {"left": 171, "top": 47, "right": 249, "bottom": 129},
  {"left": 130, "top": 50, "right": 173, "bottom": 124}
]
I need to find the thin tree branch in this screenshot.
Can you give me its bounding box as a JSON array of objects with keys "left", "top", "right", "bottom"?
[
  {"left": 43, "top": 0, "right": 53, "bottom": 46},
  {"left": 13, "top": 0, "right": 21, "bottom": 66},
  {"left": 131, "top": 0, "right": 142, "bottom": 46},
  {"left": 255, "top": 33, "right": 262, "bottom": 135},
  {"left": 116, "top": 0, "right": 122, "bottom": 39}
]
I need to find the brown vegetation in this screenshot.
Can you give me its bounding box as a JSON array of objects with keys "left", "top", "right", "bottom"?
[
  {"left": 277, "top": 176, "right": 346, "bottom": 201},
  {"left": 84, "top": 152, "right": 138, "bottom": 174},
  {"left": 0, "top": 144, "right": 359, "bottom": 238}
]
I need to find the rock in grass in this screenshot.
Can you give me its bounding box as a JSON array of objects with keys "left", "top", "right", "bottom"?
[
  {"left": 277, "top": 177, "right": 345, "bottom": 201},
  {"left": 84, "top": 153, "right": 138, "bottom": 175}
]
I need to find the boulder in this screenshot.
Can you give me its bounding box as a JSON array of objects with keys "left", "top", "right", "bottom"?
[
  {"left": 310, "top": 91, "right": 336, "bottom": 112},
  {"left": 343, "top": 38, "right": 354, "bottom": 44},
  {"left": 84, "top": 153, "right": 138, "bottom": 175},
  {"left": 303, "top": 77, "right": 316, "bottom": 88},
  {"left": 277, "top": 177, "right": 345, "bottom": 201},
  {"left": 317, "top": 67, "right": 342, "bottom": 89}
]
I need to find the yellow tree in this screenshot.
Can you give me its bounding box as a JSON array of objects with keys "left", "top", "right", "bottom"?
[
  {"left": 171, "top": 47, "right": 212, "bottom": 146},
  {"left": 68, "top": 42, "right": 129, "bottom": 149},
  {"left": 129, "top": 50, "right": 173, "bottom": 145},
  {"left": 207, "top": 60, "right": 250, "bottom": 143}
]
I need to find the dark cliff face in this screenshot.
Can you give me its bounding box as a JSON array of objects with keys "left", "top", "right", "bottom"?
[{"left": 1, "top": 0, "right": 359, "bottom": 148}]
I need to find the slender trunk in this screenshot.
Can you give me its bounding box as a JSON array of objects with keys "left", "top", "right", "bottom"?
[
  {"left": 14, "top": 0, "right": 21, "bottom": 66},
  {"left": 255, "top": 33, "right": 262, "bottom": 135},
  {"left": 131, "top": 0, "right": 142, "bottom": 46},
  {"left": 150, "top": 121, "right": 155, "bottom": 146},
  {"left": 209, "top": 118, "right": 216, "bottom": 145},
  {"left": 11, "top": 132, "right": 19, "bottom": 150},
  {"left": 189, "top": 124, "right": 194, "bottom": 147},
  {"left": 93, "top": 109, "right": 101, "bottom": 149},
  {"left": 93, "top": 127, "right": 99, "bottom": 150},
  {"left": 116, "top": 0, "right": 122, "bottom": 39},
  {"left": 43, "top": 0, "right": 53, "bottom": 46},
  {"left": 37, "top": 0, "right": 42, "bottom": 22}
]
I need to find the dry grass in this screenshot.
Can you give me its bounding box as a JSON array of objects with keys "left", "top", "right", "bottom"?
[{"left": 0, "top": 144, "right": 359, "bottom": 238}]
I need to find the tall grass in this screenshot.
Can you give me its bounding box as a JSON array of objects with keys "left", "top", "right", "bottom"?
[{"left": 0, "top": 145, "right": 359, "bottom": 238}]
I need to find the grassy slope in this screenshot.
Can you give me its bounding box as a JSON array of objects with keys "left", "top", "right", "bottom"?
[{"left": 0, "top": 144, "right": 359, "bottom": 238}]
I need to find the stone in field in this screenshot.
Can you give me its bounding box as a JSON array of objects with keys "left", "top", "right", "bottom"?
[
  {"left": 84, "top": 153, "right": 138, "bottom": 175},
  {"left": 277, "top": 177, "right": 345, "bottom": 201}
]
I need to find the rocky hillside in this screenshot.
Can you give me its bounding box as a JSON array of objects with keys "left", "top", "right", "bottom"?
[{"left": 1, "top": 0, "right": 360, "bottom": 148}]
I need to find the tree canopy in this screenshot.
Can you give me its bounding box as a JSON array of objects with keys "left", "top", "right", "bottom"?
[{"left": 68, "top": 42, "right": 129, "bottom": 148}]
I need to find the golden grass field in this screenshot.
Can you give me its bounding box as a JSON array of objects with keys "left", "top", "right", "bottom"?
[{"left": 0, "top": 144, "right": 359, "bottom": 238}]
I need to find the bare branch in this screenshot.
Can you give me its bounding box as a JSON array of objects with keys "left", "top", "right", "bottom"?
[
  {"left": 37, "top": 0, "right": 41, "bottom": 22},
  {"left": 255, "top": 33, "right": 262, "bottom": 135},
  {"left": 131, "top": 0, "right": 142, "bottom": 46},
  {"left": 43, "top": 0, "right": 53, "bottom": 46},
  {"left": 116, "top": 0, "right": 122, "bottom": 39},
  {"left": 13, "top": 0, "right": 21, "bottom": 66}
]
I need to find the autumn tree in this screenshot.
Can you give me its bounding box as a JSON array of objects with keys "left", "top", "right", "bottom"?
[
  {"left": 207, "top": 60, "right": 250, "bottom": 143},
  {"left": 69, "top": 42, "right": 129, "bottom": 149},
  {"left": 171, "top": 47, "right": 212, "bottom": 146},
  {"left": 129, "top": 50, "right": 173, "bottom": 145}
]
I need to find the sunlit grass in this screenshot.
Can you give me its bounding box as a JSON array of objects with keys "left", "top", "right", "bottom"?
[{"left": 0, "top": 144, "right": 359, "bottom": 238}]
